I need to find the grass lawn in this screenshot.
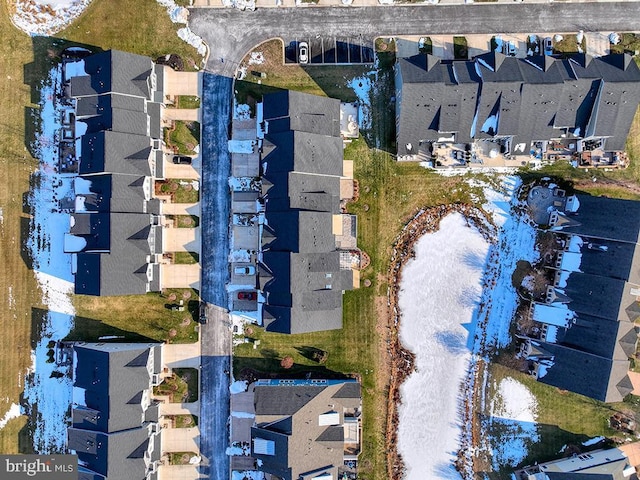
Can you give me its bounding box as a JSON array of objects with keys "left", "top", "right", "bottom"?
[
  {"left": 168, "top": 451, "right": 199, "bottom": 465},
  {"left": 70, "top": 290, "right": 200, "bottom": 343},
  {"left": 552, "top": 34, "right": 587, "bottom": 55},
  {"left": 235, "top": 39, "right": 371, "bottom": 114},
  {"left": 0, "top": 0, "right": 201, "bottom": 452},
  {"left": 609, "top": 33, "right": 640, "bottom": 56},
  {"left": 454, "top": 36, "right": 469, "bottom": 59},
  {"left": 156, "top": 179, "right": 200, "bottom": 203},
  {"left": 154, "top": 368, "right": 198, "bottom": 403},
  {"left": 484, "top": 363, "right": 639, "bottom": 477},
  {"left": 176, "top": 95, "right": 201, "bottom": 109},
  {"left": 165, "top": 121, "right": 200, "bottom": 155},
  {"left": 173, "top": 414, "right": 198, "bottom": 428},
  {"left": 174, "top": 252, "right": 199, "bottom": 265},
  {"left": 167, "top": 214, "right": 200, "bottom": 228}
]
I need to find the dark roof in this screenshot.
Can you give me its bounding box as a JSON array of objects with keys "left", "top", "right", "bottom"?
[
  {"left": 74, "top": 213, "right": 160, "bottom": 296},
  {"left": 69, "top": 428, "right": 159, "bottom": 480},
  {"left": 263, "top": 130, "right": 343, "bottom": 177},
  {"left": 79, "top": 131, "right": 152, "bottom": 176},
  {"left": 261, "top": 251, "right": 352, "bottom": 334},
  {"left": 561, "top": 272, "right": 626, "bottom": 321},
  {"left": 72, "top": 343, "right": 161, "bottom": 433},
  {"left": 396, "top": 53, "right": 640, "bottom": 155},
  {"left": 554, "top": 195, "right": 640, "bottom": 244},
  {"left": 76, "top": 94, "right": 149, "bottom": 136},
  {"left": 535, "top": 342, "right": 632, "bottom": 402},
  {"left": 561, "top": 235, "right": 637, "bottom": 282},
  {"left": 555, "top": 313, "right": 633, "bottom": 360},
  {"left": 262, "top": 90, "right": 341, "bottom": 137},
  {"left": 70, "top": 50, "right": 154, "bottom": 99},
  {"left": 395, "top": 55, "right": 480, "bottom": 154},
  {"left": 75, "top": 174, "right": 150, "bottom": 214}
]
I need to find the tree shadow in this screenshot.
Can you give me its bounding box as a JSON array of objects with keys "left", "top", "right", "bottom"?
[
  {"left": 294, "top": 346, "right": 327, "bottom": 363},
  {"left": 234, "top": 356, "right": 351, "bottom": 384}
]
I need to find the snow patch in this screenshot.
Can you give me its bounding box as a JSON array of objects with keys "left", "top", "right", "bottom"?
[
  {"left": 231, "top": 411, "right": 255, "bottom": 419},
  {"left": 0, "top": 404, "right": 23, "bottom": 430},
  {"left": 582, "top": 436, "right": 605, "bottom": 446},
  {"left": 348, "top": 72, "right": 375, "bottom": 132},
  {"left": 155, "top": 0, "right": 189, "bottom": 23},
  {"left": 230, "top": 380, "right": 248, "bottom": 394},
  {"left": 232, "top": 471, "right": 265, "bottom": 480},
  {"left": 177, "top": 27, "right": 207, "bottom": 56},
  {"left": 23, "top": 64, "right": 75, "bottom": 453},
  {"left": 487, "top": 377, "right": 539, "bottom": 468},
  {"left": 247, "top": 52, "right": 265, "bottom": 65},
  {"left": 397, "top": 213, "right": 489, "bottom": 479},
  {"left": 13, "top": 0, "right": 92, "bottom": 36}
]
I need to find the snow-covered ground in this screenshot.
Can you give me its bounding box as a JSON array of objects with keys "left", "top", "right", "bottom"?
[
  {"left": 22, "top": 64, "right": 75, "bottom": 453},
  {"left": 12, "top": 0, "right": 92, "bottom": 36},
  {"left": 347, "top": 73, "right": 374, "bottom": 132},
  {"left": 486, "top": 377, "right": 539, "bottom": 468},
  {"left": 396, "top": 176, "right": 541, "bottom": 478},
  {"left": 397, "top": 213, "right": 490, "bottom": 479}
]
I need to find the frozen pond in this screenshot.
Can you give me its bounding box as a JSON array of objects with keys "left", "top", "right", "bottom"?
[{"left": 397, "top": 213, "right": 489, "bottom": 479}]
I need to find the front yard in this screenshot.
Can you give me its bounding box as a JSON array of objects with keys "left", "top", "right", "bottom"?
[{"left": 164, "top": 121, "right": 200, "bottom": 156}]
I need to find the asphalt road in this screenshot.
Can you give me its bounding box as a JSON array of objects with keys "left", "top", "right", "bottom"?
[{"left": 190, "top": 2, "right": 640, "bottom": 74}]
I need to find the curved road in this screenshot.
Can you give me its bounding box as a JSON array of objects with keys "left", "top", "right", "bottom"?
[{"left": 191, "top": 2, "right": 640, "bottom": 74}]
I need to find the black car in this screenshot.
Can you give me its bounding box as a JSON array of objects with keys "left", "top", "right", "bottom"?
[{"left": 173, "top": 155, "right": 192, "bottom": 165}]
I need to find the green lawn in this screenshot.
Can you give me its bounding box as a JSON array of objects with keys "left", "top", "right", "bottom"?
[
  {"left": 454, "top": 36, "right": 469, "bottom": 59},
  {"left": 173, "top": 414, "right": 198, "bottom": 428},
  {"left": 165, "top": 121, "right": 200, "bottom": 155},
  {"left": 177, "top": 95, "right": 201, "bottom": 109},
  {"left": 483, "top": 363, "right": 636, "bottom": 477},
  {"left": 609, "top": 33, "right": 640, "bottom": 56},
  {"left": 167, "top": 214, "right": 200, "bottom": 228},
  {"left": 157, "top": 179, "right": 200, "bottom": 203},
  {"left": 552, "top": 34, "right": 587, "bottom": 55},
  {"left": 174, "top": 252, "right": 199, "bottom": 264},
  {"left": 70, "top": 290, "right": 200, "bottom": 343}
]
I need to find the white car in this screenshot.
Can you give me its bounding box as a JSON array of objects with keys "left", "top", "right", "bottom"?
[
  {"left": 234, "top": 265, "right": 256, "bottom": 275},
  {"left": 299, "top": 42, "right": 309, "bottom": 64}
]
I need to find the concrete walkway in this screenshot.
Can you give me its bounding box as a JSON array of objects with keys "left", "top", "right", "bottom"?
[
  {"left": 160, "top": 401, "right": 201, "bottom": 417},
  {"left": 163, "top": 202, "right": 201, "bottom": 217},
  {"left": 164, "top": 109, "right": 200, "bottom": 122},
  {"left": 158, "top": 465, "right": 202, "bottom": 480}
]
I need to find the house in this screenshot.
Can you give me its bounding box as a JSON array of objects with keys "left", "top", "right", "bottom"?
[
  {"left": 395, "top": 52, "right": 640, "bottom": 166},
  {"left": 520, "top": 191, "right": 640, "bottom": 402},
  {"left": 67, "top": 342, "right": 163, "bottom": 480},
  {"left": 61, "top": 50, "right": 166, "bottom": 296},
  {"left": 250, "top": 379, "right": 362, "bottom": 480},
  {"left": 257, "top": 91, "right": 359, "bottom": 334},
  {"left": 514, "top": 448, "right": 636, "bottom": 479}
]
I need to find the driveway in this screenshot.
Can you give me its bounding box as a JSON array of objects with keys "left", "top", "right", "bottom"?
[
  {"left": 162, "top": 427, "right": 200, "bottom": 453},
  {"left": 164, "top": 227, "right": 201, "bottom": 253},
  {"left": 163, "top": 202, "right": 201, "bottom": 216},
  {"left": 164, "top": 70, "right": 202, "bottom": 97},
  {"left": 161, "top": 264, "right": 202, "bottom": 289},
  {"left": 189, "top": 3, "right": 640, "bottom": 74},
  {"left": 158, "top": 465, "right": 201, "bottom": 480},
  {"left": 163, "top": 342, "right": 201, "bottom": 369}
]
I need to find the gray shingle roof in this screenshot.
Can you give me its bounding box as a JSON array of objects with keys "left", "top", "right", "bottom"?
[
  {"left": 80, "top": 131, "right": 152, "bottom": 177},
  {"left": 263, "top": 90, "right": 341, "bottom": 137},
  {"left": 70, "top": 50, "right": 154, "bottom": 99},
  {"left": 396, "top": 53, "right": 640, "bottom": 155},
  {"left": 252, "top": 380, "right": 360, "bottom": 480}
]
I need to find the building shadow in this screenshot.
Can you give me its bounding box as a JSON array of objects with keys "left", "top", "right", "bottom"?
[{"left": 234, "top": 356, "right": 352, "bottom": 384}]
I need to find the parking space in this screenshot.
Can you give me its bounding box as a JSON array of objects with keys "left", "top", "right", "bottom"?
[
  {"left": 284, "top": 36, "right": 374, "bottom": 65},
  {"left": 230, "top": 262, "right": 256, "bottom": 286},
  {"left": 163, "top": 153, "right": 200, "bottom": 180},
  {"left": 161, "top": 264, "right": 201, "bottom": 290},
  {"left": 164, "top": 227, "right": 200, "bottom": 253}
]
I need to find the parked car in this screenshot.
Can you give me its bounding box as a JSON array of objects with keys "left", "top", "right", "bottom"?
[
  {"left": 234, "top": 265, "right": 256, "bottom": 275},
  {"left": 506, "top": 41, "right": 517, "bottom": 56},
  {"left": 543, "top": 37, "right": 553, "bottom": 56},
  {"left": 237, "top": 291, "right": 257, "bottom": 301},
  {"left": 173, "top": 155, "right": 192, "bottom": 165},
  {"left": 299, "top": 42, "right": 309, "bottom": 64}
]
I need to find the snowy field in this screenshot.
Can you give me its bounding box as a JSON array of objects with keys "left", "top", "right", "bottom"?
[
  {"left": 396, "top": 176, "right": 542, "bottom": 478},
  {"left": 21, "top": 65, "right": 75, "bottom": 453},
  {"left": 12, "top": 0, "right": 92, "bottom": 36},
  {"left": 397, "top": 213, "right": 489, "bottom": 479}
]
